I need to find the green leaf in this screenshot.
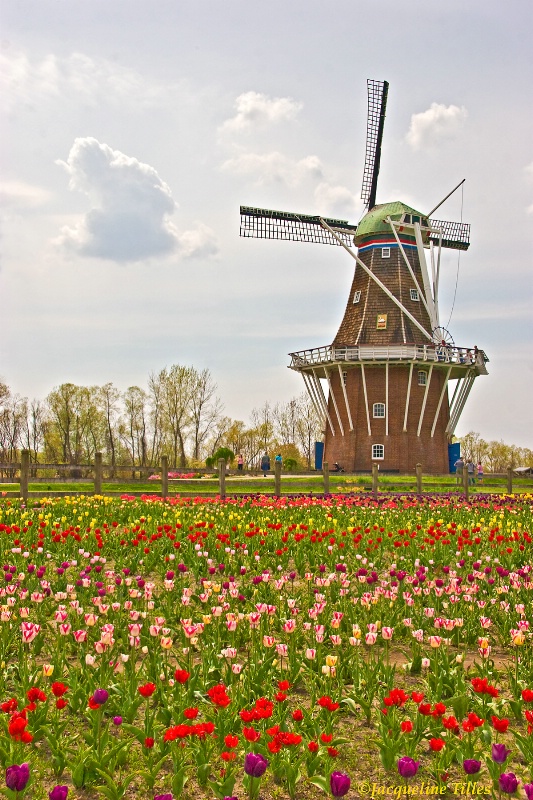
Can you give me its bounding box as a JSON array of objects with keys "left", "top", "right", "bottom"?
[{"left": 309, "top": 775, "right": 329, "bottom": 794}]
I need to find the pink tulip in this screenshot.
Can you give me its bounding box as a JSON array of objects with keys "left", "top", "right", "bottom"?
[{"left": 21, "top": 622, "right": 41, "bottom": 643}]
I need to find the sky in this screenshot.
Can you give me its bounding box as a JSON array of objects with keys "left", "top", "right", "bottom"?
[{"left": 1, "top": 0, "right": 532, "bottom": 448}]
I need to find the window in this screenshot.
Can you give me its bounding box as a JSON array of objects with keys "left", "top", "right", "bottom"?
[
  {"left": 382, "top": 247, "right": 391, "bottom": 258},
  {"left": 373, "top": 403, "right": 385, "bottom": 418},
  {"left": 372, "top": 444, "right": 384, "bottom": 460},
  {"left": 342, "top": 371, "right": 347, "bottom": 387},
  {"left": 418, "top": 370, "right": 427, "bottom": 386},
  {"left": 353, "top": 290, "right": 361, "bottom": 304},
  {"left": 403, "top": 214, "right": 412, "bottom": 224},
  {"left": 410, "top": 288, "right": 419, "bottom": 301},
  {"left": 412, "top": 215, "right": 420, "bottom": 224}
]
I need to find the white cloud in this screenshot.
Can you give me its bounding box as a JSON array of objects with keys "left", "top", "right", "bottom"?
[
  {"left": 0, "top": 181, "right": 51, "bottom": 210},
  {"left": 313, "top": 182, "right": 360, "bottom": 220},
  {"left": 406, "top": 103, "right": 468, "bottom": 150},
  {"left": 220, "top": 91, "right": 303, "bottom": 133},
  {"left": 177, "top": 222, "right": 219, "bottom": 260},
  {"left": 221, "top": 151, "right": 323, "bottom": 186},
  {"left": 55, "top": 137, "right": 217, "bottom": 262},
  {"left": 525, "top": 162, "right": 533, "bottom": 214},
  {"left": 1, "top": 49, "right": 168, "bottom": 112}
]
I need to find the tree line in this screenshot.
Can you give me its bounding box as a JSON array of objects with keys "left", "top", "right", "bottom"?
[
  {"left": 0, "top": 367, "right": 322, "bottom": 471},
  {"left": 457, "top": 431, "right": 532, "bottom": 473}
]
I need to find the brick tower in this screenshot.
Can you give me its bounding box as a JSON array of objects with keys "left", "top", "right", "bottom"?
[{"left": 240, "top": 80, "right": 488, "bottom": 473}]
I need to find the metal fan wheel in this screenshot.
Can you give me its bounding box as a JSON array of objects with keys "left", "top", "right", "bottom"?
[{"left": 432, "top": 326, "right": 455, "bottom": 347}]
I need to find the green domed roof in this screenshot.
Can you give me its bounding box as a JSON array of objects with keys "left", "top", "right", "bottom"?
[{"left": 355, "top": 201, "right": 427, "bottom": 244}]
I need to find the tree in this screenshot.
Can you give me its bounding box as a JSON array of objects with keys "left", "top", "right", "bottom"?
[
  {"left": 294, "top": 393, "right": 323, "bottom": 469},
  {"left": 158, "top": 365, "right": 196, "bottom": 468},
  {"left": 119, "top": 386, "right": 148, "bottom": 471},
  {"left": 97, "top": 383, "right": 121, "bottom": 474},
  {"left": 190, "top": 368, "right": 223, "bottom": 461}
]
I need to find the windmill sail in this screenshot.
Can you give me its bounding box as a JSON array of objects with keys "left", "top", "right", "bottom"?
[
  {"left": 361, "top": 79, "right": 389, "bottom": 210},
  {"left": 240, "top": 206, "right": 357, "bottom": 246},
  {"left": 428, "top": 219, "right": 470, "bottom": 251}
]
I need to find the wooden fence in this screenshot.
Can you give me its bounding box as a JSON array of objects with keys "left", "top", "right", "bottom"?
[{"left": 0, "top": 451, "right": 530, "bottom": 501}]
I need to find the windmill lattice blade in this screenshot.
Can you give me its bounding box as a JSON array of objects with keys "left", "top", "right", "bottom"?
[
  {"left": 240, "top": 206, "right": 357, "bottom": 246},
  {"left": 429, "top": 219, "right": 470, "bottom": 251},
  {"left": 361, "top": 79, "right": 389, "bottom": 210}
]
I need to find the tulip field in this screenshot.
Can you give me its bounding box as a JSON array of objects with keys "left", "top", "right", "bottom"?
[{"left": 1, "top": 492, "right": 533, "bottom": 799}]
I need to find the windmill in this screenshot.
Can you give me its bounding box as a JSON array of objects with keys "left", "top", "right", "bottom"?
[{"left": 239, "top": 80, "right": 488, "bottom": 473}]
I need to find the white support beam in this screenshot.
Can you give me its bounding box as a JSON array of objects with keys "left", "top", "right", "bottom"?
[
  {"left": 312, "top": 369, "right": 336, "bottom": 436},
  {"left": 337, "top": 365, "right": 354, "bottom": 431},
  {"left": 326, "top": 370, "right": 345, "bottom": 436},
  {"left": 301, "top": 371, "right": 324, "bottom": 428},
  {"left": 403, "top": 363, "right": 414, "bottom": 432},
  {"left": 446, "top": 373, "right": 471, "bottom": 435},
  {"left": 431, "top": 366, "right": 452, "bottom": 437},
  {"left": 387, "top": 218, "right": 431, "bottom": 319},
  {"left": 417, "top": 364, "right": 433, "bottom": 436},
  {"left": 385, "top": 362, "right": 389, "bottom": 437},
  {"left": 319, "top": 218, "right": 433, "bottom": 341},
  {"left": 413, "top": 222, "right": 438, "bottom": 330},
  {"left": 447, "top": 371, "right": 476, "bottom": 437},
  {"left": 360, "top": 364, "right": 372, "bottom": 436}
]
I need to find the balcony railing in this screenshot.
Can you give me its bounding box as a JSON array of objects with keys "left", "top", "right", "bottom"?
[{"left": 289, "top": 343, "right": 489, "bottom": 372}]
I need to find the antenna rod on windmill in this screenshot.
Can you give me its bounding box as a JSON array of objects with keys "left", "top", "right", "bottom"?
[{"left": 427, "top": 179, "right": 465, "bottom": 218}]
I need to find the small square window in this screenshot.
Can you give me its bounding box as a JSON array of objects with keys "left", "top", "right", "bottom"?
[
  {"left": 418, "top": 370, "right": 427, "bottom": 386},
  {"left": 373, "top": 403, "right": 385, "bottom": 418},
  {"left": 353, "top": 290, "right": 361, "bottom": 304},
  {"left": 382, "top": 247, "right": 391, "bottom": 258},
  {"left": 410, "top": 289, "right": 419, "bottom": 301},
  {"left": 372, "top": 444, "right": 384, "bottom": 460},
  {"left": 342, "top": 371, "right": 347, "bottom": 386}
]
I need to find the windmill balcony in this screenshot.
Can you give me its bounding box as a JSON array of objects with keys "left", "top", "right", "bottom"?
[{"left": 289, "top": 343, "right": 489, "bottom": 377}]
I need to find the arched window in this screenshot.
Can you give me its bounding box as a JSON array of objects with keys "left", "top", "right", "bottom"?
[
  {"left": 418, "top": 370, "right": 427, "bottom": 386},
  {"left": 372, "top": 444, "right": 384, "bottom": 460},
  {"left": 373, "top": 403, "right": 385, "bottom": 418}
]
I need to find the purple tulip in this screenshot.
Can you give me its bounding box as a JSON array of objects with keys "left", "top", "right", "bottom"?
[
  {"left": 49, "top": 786, "right": 69, "bottom": 800},
  {"left": 397, "top": 757, "right": 420, "bottom": 778},
  {"left": 244, "top": 752, "right": 269, "bottom": 778},
  {"left": 524, "top": 784, "right": 533, "bottom": 800},
  {"left": 6, "top": 763, "right": 30, "bottom": 792},
  {"left": 499, "top": 773, "right": 519, "bottom": 794},
  {"left": 330, "top": 771, "right": 351, "bottom": 797},
  {"left": 92, "top": 689, "right": 109, "bottom": 706},
  {"left": 154, "top": 795, "right": 173, "bottom": 800},
  {"left": 113, "top": 716, "right": 123, "bottom": 726},
  {"left": 222, "top": 797, "right": 238, "bottom": 800},
  {"left": 463, "top": 759, "right": 482, "bottom": 775},
  {"left": 492, "top": 743, "right": 511, "bottom": 764}
]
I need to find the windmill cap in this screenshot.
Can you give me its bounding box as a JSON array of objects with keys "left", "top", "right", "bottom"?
[{"left": 355, "top": 201, "right": 428, "bottom": 245}]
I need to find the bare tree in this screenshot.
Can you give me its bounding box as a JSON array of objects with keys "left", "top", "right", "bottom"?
[
  {"left": 158, "top": 365, "right": 196, "bottom": 468},
  {"left": 120, "top": 386, "right": 148, "bottom": 471},
  {"left": 190, "top": 368, "right": 223, "bottom": 461},
  {"left": 21, "top": 399, "right": 46, "bottom": 464},
  {"left": 294, "top": 393, "right": 322, "bottom": 469}
]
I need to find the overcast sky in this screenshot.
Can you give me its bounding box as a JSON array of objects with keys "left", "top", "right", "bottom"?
[{"left": 1, "top": 0, "right": 532, "bottom": 448}]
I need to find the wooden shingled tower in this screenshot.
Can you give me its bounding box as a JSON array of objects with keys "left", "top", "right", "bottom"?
[{"left": 240, "top": 80, "right": 489, "bottom": 473}]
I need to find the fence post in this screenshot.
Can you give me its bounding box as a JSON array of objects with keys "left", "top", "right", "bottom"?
[
  {"left": 20, "top": 450, "right": 30, "bottom": 502},
  {"left": 463, "top": 463, "right": 469, "bottom": 500},
  {"left": 218, "top": 458, "right": 226, "bottom": 500},
  {"left": 416, "top": 463, "right": 422, "bottom": 495},
  {"left": 507, "top": 466, "right": 513, "bottom": 494},
  {"left": 161, "top": 456, "right": 168, "bottom": 498},
  {"left": 274, "top": 460, "right": 282, "bottom": 497},
  {"left": 323, "top": 461, "right": 330, "bottom": 495},
  {"left": 372, "top": 462, "right": 379, "bottom": 498},
  {"left": 94, "top": 452, "right": 103, "bottom": 495}
]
